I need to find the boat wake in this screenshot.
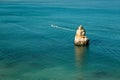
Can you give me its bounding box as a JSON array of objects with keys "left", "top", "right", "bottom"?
[
  {"left": 51, "top": 24, "right": 75, "bottom": 32},
  {"left": 50, "top": 24, "right": 100, "bottom": 36}
]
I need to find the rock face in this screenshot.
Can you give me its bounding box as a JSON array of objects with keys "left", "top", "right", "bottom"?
[{"left": 74, "top": 25, "right": 89, "bottom": 46}]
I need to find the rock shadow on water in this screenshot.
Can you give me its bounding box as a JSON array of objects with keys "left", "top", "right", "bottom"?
[
  {"left": 74, "top": 45, "right": 89, "bottom": 80},
  {"left": 74, "top": 45, "right": 89, "bottom": 67}
]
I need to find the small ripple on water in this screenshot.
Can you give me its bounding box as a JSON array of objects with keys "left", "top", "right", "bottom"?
[{"left": 0, "top": 20, "right": 23, "bottom": 24}]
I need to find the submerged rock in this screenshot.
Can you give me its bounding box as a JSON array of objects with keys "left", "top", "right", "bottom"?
[
  {"left": 93, "top": 71, "right": 108, "bottom": 78},
  {"left": 74, "top": 25, "right": 89, "bottom": 46}
]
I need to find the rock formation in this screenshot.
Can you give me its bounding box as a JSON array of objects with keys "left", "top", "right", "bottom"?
[{"left": 74, "top": 25, "right": 89, "bottom": 46}]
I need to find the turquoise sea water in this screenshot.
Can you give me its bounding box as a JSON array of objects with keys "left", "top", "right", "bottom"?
[{"left": 0, "top": 0, "right": 120, "bottom": 80}]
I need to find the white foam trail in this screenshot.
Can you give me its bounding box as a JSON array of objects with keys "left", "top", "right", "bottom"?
[{"left": 51, "top": 24, "right": 75, "bottom": 32}]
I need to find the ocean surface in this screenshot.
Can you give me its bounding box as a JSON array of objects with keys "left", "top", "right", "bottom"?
[{"left": 0, "top": 0, "right": 120, "bottom": 80}]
